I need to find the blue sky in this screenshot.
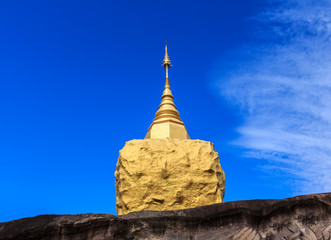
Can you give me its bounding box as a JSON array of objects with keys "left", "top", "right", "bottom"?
[{"left": 1, "top": 0, "right": 330, "bottom": 222}]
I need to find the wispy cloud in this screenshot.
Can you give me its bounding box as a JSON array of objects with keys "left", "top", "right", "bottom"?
[{"left": 217, "top": 0, "right": 331, "bottom": 194}]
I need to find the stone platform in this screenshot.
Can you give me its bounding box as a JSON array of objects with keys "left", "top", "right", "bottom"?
[{"left": 0, "top": 193, "right": 330, "bottom": 240}]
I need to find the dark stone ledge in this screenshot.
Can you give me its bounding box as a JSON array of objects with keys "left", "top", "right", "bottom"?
[{"left": 1, "top": 192, "right": 330, "bottom": 240}]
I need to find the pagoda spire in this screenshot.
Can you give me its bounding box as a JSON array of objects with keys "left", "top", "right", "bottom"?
[
  {"left": 163, "top": 41, "right": 172, "bottom": 82},
  {"left": 145, "top": 42, "right": 190, "bottom": 139}
]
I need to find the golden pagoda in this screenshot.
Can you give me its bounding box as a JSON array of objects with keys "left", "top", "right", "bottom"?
[
  {"left": 115, "top": 42, "right": 225, "bottom": 215},
  {"left": 145, "top": 42, "right": 190, "bottom": 139}
]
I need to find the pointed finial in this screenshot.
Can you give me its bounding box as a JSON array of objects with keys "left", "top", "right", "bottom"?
[
  {"left": 162, "top": 41, "right": 172, "bottom": 69},
  {"left": 144, "top": 42, "right": 190, "bottom": 139}
]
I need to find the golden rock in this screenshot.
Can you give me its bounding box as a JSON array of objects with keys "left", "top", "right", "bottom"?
[{"left": 115, "top": 138, "right": 225, "bottom": 215}]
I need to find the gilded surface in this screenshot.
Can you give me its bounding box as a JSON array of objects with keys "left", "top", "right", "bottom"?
[
  {"left": 115, "top": 138, "right": 225, "bottom": 215},
  {"left": 145, "top": 42, "right": 190, "bottom": 139}
]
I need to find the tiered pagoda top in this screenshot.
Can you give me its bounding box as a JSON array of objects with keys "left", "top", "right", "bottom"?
[{"left": 145, "top": 42, "right": 190, "bottom": 139}]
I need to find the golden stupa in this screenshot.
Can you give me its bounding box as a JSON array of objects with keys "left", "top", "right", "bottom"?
[
  {"left": 144, "top": 42, "right": 190, "bottom": 139},
  {"left": 115, "top": 42, "right": 225, "bottom": 215}
]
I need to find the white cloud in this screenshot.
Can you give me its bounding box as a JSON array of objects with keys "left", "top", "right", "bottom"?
[{"left": 218, "top": 0, "right": 331, "bottom": 194}]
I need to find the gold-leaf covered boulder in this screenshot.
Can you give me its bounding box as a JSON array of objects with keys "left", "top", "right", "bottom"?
[{"left": 115, "top": 138, "right": 225, "bottom": 215}]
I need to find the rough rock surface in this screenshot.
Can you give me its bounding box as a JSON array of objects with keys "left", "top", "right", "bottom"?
[
  {"left": 0, "top": 193, "right": 330, "bottom": 240},
  {"left": 115, "top": 139, "right": 225, "bottom": 215}
]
